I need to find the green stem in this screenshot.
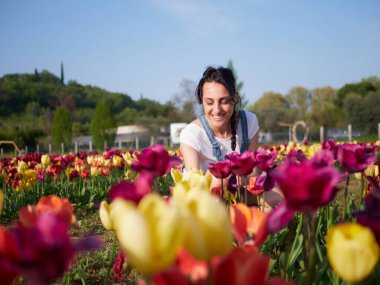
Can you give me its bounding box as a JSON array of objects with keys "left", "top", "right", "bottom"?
[
  {"left": 104, "top": 232, "right": 117, "bottom": 285},
  {"left": 343, "top": 174, "right": 350, "bottom": 221},
  {"left": 359, "top": 172, "right": 365, "bottom": 210},
  {"left": 304, "top": 213, "right": 317, "bottom": 285}
]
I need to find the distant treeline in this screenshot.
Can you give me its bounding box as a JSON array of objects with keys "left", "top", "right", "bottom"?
[{"left": 0, "top": 70, "right": 195, "bottom": 149}]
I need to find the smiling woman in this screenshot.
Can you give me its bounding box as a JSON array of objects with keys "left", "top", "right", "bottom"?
[{"left": 179, "top": 66, "right": 259, "bottom": 174}]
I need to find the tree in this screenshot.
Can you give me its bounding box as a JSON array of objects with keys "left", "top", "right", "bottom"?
[
  {"left": 169, "top": 79, "right": 198, "bottom": 122},
  {"left": 308, "top": 87, "right": 341, "bottom": 137},
  {"left": 60, "top": 62, "right": 65, "bottom": 85},
  {"left": 285, "top": 86, "right": 309, "bottom": 120},
  {"left": 335, "top": 80, "right": 376, "bottom": 108},
  {"left": 227, "top": 60, "right": 249, "bottom": 108},
  {"left": 343, "top": 91, "right": 380, "bottom": 134},
  {"left": 249, "top": 92, "right": 289, "bottom": 132},
  {"left": 90, "top": 100, "right": 116, "bottom": 150},
  {"left": 51, "top": 107, "right": 72, "bottom": 150}
]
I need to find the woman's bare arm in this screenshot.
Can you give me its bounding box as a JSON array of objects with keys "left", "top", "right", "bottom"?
[{"left": 179, "top": 143, "right": 200, "bottom": 172}]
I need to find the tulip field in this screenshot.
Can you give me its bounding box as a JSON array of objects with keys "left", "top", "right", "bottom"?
[{"left": 1, "top": 141, "right": 380, "bottom": 285}]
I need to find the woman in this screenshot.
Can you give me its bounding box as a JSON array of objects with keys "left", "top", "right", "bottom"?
[{"left": 179, "top": 66, "right": 282, "bottom": 210}]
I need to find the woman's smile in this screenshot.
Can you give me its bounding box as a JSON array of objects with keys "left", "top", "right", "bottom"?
[{"left": 201, "top": 82, "right": 236, "bottom": 137}]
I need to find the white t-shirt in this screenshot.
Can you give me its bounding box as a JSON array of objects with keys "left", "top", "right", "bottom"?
[{"left": 180, "top": 111, "right": 259, "bottom": 173}]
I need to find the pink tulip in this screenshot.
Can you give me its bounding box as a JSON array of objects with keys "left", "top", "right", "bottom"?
[
  {"left": 274, "top": 151, "right": 344, "bottom": 212},
  {"left": 337, "top": 143, "right": 376, "bottom": 173}
]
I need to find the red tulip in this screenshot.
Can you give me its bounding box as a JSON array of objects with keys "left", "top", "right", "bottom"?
[
  {"left": 212, "top": 247, "right": 294, "bottom": 285},
  {"left": 337, "top": 143, "right": 376, "bottom": 173},
  {"left": 18, "top": 195, "right": 76, "bottom": 228}
]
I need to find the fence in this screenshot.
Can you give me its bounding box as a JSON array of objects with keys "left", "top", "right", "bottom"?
[{"left": 1, "top": 123, "right": 380, "bottom": 156}]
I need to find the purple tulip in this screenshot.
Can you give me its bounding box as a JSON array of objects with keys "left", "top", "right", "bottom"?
[
  {"left": 131, "top": 144, "right": 181, "bottom": 177},
  {"left": 355, "top": 188, "right": 380, "bottom": 244},
  {"left": 227, "top": 174, "right": 238, "bottom": 194},
  {"left": 337, "top": 143, "right": 376, "bottom": 173},
  {"left": 225, "top": 151, "right": 256, "bottom": 176},
  {"left": 273, "top": 152, "right": 345, "bottom": 212},
  {"left": 208, "top": 160, "right": 232, "bottom": 179},
  {"left": 254, "top": 171, "right": 276, "bottom": 192}
]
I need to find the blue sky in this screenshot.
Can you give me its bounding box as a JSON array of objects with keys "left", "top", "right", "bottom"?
[{"left": 1, "top": 0, "right": 379, "bottom": 105}]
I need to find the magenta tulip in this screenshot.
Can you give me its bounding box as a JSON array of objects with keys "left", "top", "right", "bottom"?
[
  {"left": 208, "top": 161, "right": 232, "bottom": 179},
  {"left": 131, "top": 144, "right": 181, "bottom": 177},
  {"left": 0, "top": 213, "right": 101, "bottom": 285},
  {"left": 108, "top": 173, "right": 153, "bottom": 204},
  {"left": 273, "top": 151, "right": 345, "bottom": 212},
  {"left": 254, "top": 149, "right": 277, "bottom": 172},
  {"left": 322, "top": 139, "right": 338, "bottom": 158},
  {"left": 226, "top": 151, "right": 256, "bottom": 176},
  {"left": 337, "top": 143, "right": 376, "bottom": 173},
  {"left": 266, "top": 202, "right": 294, "bottom": 234}
]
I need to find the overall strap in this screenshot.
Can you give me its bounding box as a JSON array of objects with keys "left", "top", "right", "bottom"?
[
  {"left": 240, "top": 110, "right": 250, "bottom": 153},
  {"left": 199, "top": 115, "right": 224, "bottom": 161}
]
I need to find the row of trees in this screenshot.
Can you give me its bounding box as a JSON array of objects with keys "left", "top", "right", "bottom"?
[
  {"left": 249, "top": 77, "right": 380, "bottom": 140},
  {"left": 0, "top": 68, "right": 196, "bottom": 150}
]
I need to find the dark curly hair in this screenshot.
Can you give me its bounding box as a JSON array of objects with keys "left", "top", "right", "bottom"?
[{"left": 196, "top": 66, "right": 240, "bottom": 151}]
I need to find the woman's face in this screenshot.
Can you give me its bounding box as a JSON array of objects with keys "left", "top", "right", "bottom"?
[{"left": 201, "top": 82, "right": 236, "bottom": 131}]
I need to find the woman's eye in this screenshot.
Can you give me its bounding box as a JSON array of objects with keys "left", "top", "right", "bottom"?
[{"left": 221, "top": 100, "right": 230, "bottom": 104}]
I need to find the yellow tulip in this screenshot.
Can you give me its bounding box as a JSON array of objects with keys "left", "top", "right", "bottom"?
[
  {"left": 170, "top": 168, "right": 183, "bottom": 184},
  {"left": 23, "top": 169, "right": 37, "bottom": 190},
  {"left": 122, "top": 151, "right": 134, "bottom": 166},
  {"left": 112, "top": 156, "right": 122, "bottom": 167},
  {"left": 0, "top": 190, "right": 4, "bottom": 215},
  {"left": 41, "top": 154, "right": 51, "bottom": 166},
  {"left": 178, "top": 189, "right": 232, "bottom": 260},
  {"left": 87, "top": 155, "right": 95, "bottom": 165},
  {"left": 99, "top": 200, "right": 114, "bottom": 230},
  {"left": 17, "top": 160, "right": 28, "bottom": 174},
  {"left": 355, "top": 164, "right": 379, "bottom": 180},
  {"left": 327, "top": 223, "right": 379, "bottom": 283},
  {"left": 172, "top": 169, "right": 212, "bottom": 201},
  {"left": 111, "top": 194, "right": 185, "bottom": 275},
  {"left": 90, "top": 167, "right": 101, "bottom": 177}
]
